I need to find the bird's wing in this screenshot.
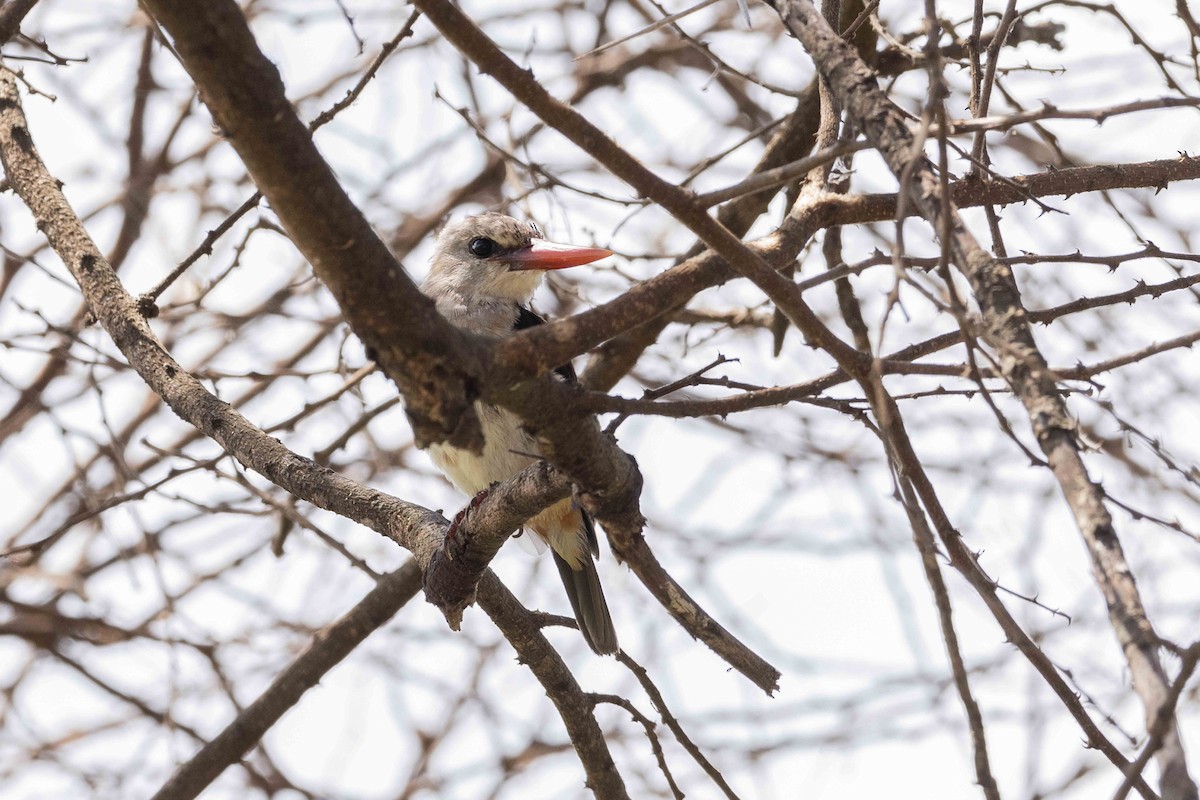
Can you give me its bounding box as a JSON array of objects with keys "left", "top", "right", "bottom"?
[{"left": 513, "top": 305, "right": 600, "bottom": 559}]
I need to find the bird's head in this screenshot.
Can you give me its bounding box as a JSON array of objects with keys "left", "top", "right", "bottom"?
[{"left": 424, "top": 213, "right": 611, "bottom": 303}]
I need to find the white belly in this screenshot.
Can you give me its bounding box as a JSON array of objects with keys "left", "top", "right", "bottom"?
[{"left": 426, "top": 402, "right": 538, "bottom": 495}]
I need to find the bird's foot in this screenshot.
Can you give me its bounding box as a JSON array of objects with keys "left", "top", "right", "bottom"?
[{"left": 446, "top": 488, "right": 491, "bottom": 544}]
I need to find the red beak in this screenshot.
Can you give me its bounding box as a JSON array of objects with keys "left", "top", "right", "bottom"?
[{"left": 506, "top": 239, "right": 612, "bottom": 271}]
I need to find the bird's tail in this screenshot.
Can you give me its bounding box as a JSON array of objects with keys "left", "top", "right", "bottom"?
[{"left": 552, "top": 549, "right": 619, "bottom": 655}]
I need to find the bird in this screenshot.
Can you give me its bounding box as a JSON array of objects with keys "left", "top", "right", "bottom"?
[{"left": 419, "top": 212, "right": 619, "bottom": 655}]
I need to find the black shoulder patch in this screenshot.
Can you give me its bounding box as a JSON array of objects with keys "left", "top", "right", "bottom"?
[
  {"left": 514, "top": 305, "right": 577, "bottom": 385},
  {"left": 514, "top": 305, "right": 547, "bottom": 331}
]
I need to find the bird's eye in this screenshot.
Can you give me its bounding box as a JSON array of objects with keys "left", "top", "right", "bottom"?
[{"left": 469, "top": 237, "right": 496, "bottom": 258}]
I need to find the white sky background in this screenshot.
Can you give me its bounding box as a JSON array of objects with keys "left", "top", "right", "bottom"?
[{"left": 2, "top": 0, "right": 1200, "bottom": 798}]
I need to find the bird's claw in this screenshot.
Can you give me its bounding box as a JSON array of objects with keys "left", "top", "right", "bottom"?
[{"left": 446, "top": 488, "right": 491, "bottom": 544}]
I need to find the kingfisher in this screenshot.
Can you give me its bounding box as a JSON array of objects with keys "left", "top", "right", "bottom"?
[{"left": 419, "top": 213, "right": 618, "bottom": 655}]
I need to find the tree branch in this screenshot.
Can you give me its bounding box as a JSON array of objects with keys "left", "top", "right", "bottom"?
[
  {"left": 496, "top": 154, "right": 1200, "bottom": 383},
  {"left": 0, "top": 0, "right": 38, "bottom": 45},
  {"left": 422, "top": 461, "right": 571, "bottom": 629},
  {"left": 151, "top": 561, "right": 424, "bottom": 800},
  {"left": 139, "top": 0, "right": 646, "bottom": 557},
  {"left": 767, "top": 2, "right": 1197, "bottom": 796},
  {"left": 138, "top": 0, "right": 483, "bottom": 451},
  {"left": 0, "top": 65, "right": 626, "bottom": 799}
]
